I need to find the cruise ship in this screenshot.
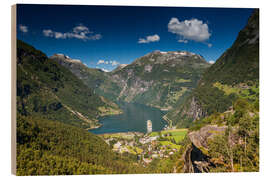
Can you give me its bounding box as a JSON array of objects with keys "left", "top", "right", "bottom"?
[{"left": 147, "top": 120, "right": 152, "bottom": 133}]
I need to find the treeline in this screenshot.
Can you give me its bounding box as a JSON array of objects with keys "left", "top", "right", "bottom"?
[
  {"left": 165, "top": 10, "right": 259, "bottom": 128},
  {"left": 17, "top": 115, "right": 146, "bottom": 175},
  {"left": 188, "top": 97, "right": 259, "bottom": 172},
  {"left": 16, "top": 40, "right": 146, "bottom": 175},
  {"left": 17, "top": 40, "right": 122, "bottom": 129}
]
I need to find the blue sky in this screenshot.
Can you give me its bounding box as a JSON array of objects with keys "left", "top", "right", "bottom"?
[{"left": 17, "top": 4, "right": 254, "bottom": 71}]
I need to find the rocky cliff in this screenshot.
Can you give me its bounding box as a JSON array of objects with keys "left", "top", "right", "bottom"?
[
  {"left": 51, "top": 50, "right": 210, "bottom": 110},
  {"left": 110, "top": 50, "right": 210, "bottom": 109}
]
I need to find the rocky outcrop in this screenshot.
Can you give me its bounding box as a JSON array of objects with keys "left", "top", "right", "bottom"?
[
  {"left": 182, "top": 96, "right": 205, "bottom": 122},
  {"left": 182, "top": 143, "right": 213, "bottom": 173},
  {"left": 188, "top": 125, "right": 227, "bottom": 149},
  {"left": 182, "top": 125, "right": 227, "bottom": 173},
  {"left": 111, "top": 64, "right": 128, "bottom": 73},
  {"left": 50, "top": 54, "right": 87, "bottom": 79},
  {"left": 164, "top": 95, "right": 207, "bottom": 127}
]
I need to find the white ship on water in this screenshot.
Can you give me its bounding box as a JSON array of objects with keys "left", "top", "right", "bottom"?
[{"left": 147, "top": 120, "right": 152, "bottom": 133}]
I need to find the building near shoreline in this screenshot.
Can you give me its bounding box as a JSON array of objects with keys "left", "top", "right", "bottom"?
[{"left": 147, "top": 120, "right": 152, "bottom": 133}]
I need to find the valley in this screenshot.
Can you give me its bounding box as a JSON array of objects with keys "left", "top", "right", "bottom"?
[
  {"left": 89, "top": 102, "right": 167, "bottom": 134},
  {"left": 15, "top": 8, "right": 259, "bottom": 175},
  {"left": 99, "top": 129, "right": 188, "bottom": 165}
]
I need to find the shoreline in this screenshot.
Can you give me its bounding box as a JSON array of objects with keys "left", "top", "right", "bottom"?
[
  {"left": 88, "top": 102, "right": 171, "bottom": 134},
  {"left": 86, "top": 108, "right": 123, "bottom": 131},
  {"left": 98, "top": 131, "right": 145, "bottom": 137},
  {"left": 162, "top": 114, "right": 173, "bottom": 129}
]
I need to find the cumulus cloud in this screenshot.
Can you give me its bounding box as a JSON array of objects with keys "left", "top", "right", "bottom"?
[
  {"left": 43, "top": 29, "right": 53, "bottom": 37},
  {"left": 97, "top": 60, "right": 105, "bottom": 64},
  {"left": 138, "top": 34, "right": 160, "bottom": 44},
  {"left": 43, "top": 24, "right": 102, "bottom": 41},
  {"left": 178, "top": 39, "right": 188, "bottom": 43},
  {"left": 209, "top": 60, "right": 215, "bottom": 64},
  {"left": 97, "top": 60, "right": 119, "bottom": 66},
  {"left": 19, "top": 25, "right": 28, "bottom": 33},
  {"left": 110, "top": 60, "right": 120, "bottom": 66},
  {"left": 168, "top": 18, "right": 211, "bottom": 44}
]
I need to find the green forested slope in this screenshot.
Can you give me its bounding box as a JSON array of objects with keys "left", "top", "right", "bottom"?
[
  {"left": 50, "top": 54, "right": 122, "bottom": 102},
  {"left": 165, "top": 10, "right": 259, "bottom": 127},
  {"left": 16, "top": 40, "right": 142, "bottom": 175},
  {"left": 17, "top": 115, "right": 145, "bottom": 175},
  {"left": 17, "top": 40, "right": 121, "bottom": 129},
  {"left": 110, "top": 51, "right": 210, "bottom": 109},
  {"left": 51, "top": 51, "right": 210, "bottom": 110}
]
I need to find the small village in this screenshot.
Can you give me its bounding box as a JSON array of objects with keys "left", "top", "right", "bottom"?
[{"left": 100, "top": 120, "right": 187, "bottom": 165}]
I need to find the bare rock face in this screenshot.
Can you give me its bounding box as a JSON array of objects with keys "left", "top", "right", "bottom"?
[
  {"left": 50, "top": 54, "right": 86, "bottom": 79},
  {"left": 184, "top": 97, "right": 205, "bottom": 122},
  {"left": 182, "top": 143, "right": 213, "bottom": 173},
  {"left": 181, "top": 125, "right": 228, "bottom": 173},
  {"left": 50, "top": 50, "right": 210, "bottom": 110},
  {"left": 110, "top": 50, "right": 210, "bottom": 109},
  {"left": 188, "top": 125, "right": 227, "bottom": 150},
  {"left": 182, "top": 124, "right": 244, "bottom": 173},
  {"left": 144, "top": 64, "right": 152, "bottom": 72}
]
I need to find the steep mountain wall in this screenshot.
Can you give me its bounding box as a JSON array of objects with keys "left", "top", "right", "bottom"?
[{"left": 167, "top": 10, "right": 259, "bottom": 127}]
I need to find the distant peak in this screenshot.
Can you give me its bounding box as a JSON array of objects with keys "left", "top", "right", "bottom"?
[
  {"left": 112, "top": 64, "right": 128, "bottom": 73},
  {"left": 51, "top": 54, "right": 82, "bottom": 64},
  {"left": 151, "top": 50, "right": 198, "bottom": 55},
  {"left": 118, "top": 64, "right": 128, "bottom": 68}
]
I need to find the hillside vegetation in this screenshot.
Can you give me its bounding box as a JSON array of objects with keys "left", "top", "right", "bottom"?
[
  {"left": 110, "top": 51, "right": 210, "bottom": 110},
  {"left": 16, "top": 40, "right": 143, "bottom": 175},
  {"left": 17, "top": 115, "right": 145, "bottom": 175},
  {"left": 17, "top": 40, "right": 121, "bottom": 129},
  {"left": 166, "top": 10, "right": 259, "bottom": 173},
  {"left": 53, "top": 51, "right": 210, "bottom": 110},
  {"left": 50, "top": 54, "right": 122, "bottom": 102},
  {"left": 15, "top": 9, "right": 259, "bottom": 174},
  {"left": 165, "top": 10, "right": 259, "bottom": 128}
]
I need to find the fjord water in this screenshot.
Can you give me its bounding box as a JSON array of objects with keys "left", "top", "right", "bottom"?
[{"left": 89, "top": 102, "right": 168, "bottom": 134}]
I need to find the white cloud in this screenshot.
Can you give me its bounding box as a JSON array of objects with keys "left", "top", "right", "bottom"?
[
  {"left": 209, "top": 60, "right": 215, "bottom": 64},
  {"left": 138, "top": 34, "right": 160, "bottom": 44},
  {"left": 43, "top": 29, "right": 53, "bottom": 37},
  {"left": 19, "top": 25, "right": 28, "bottom": 33},
  {"left": 97, "top": 59, "right": 119, "bottom": 66},
  {"left": 73, "top": 25, "right": 91, "bottom": 34},
  {"left": 43, "top": 25, "right": 102, "bottom": 41},
  {"left": 207, "top": 43, "right": 212, "bottom": 48},
  {"left": 178, "top": 39, "right": 188, "bottom": 43},
  {"left": 168, "top": 18, "right": 211, "bottom": 43},
  {"left": 110, "top": 60, "right": 120, "bottom": 66},
  {"left": 97, "top": 60, "right": 105, "bottom": 64}
]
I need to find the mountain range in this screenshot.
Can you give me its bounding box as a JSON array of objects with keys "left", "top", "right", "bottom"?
[
  {"left": 16, "top": 9, "right": 259, "bottom": 174},
  {"left": 51, "top": 50, "right": 211, "bottom": 111}
]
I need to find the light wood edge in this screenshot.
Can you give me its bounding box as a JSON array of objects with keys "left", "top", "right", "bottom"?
[{"left": 11, "top": 4, "right": 17, "bottom": 175}]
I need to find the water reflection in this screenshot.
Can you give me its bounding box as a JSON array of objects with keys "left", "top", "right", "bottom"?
[{"left": 89, "top": 102, "right": 167, "bottom": 134}]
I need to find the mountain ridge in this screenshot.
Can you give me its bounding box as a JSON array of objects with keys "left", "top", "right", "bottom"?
[
  {"left": 53, "top": 50, "right": 211, "bottom": 110},
  {"left": 17, "top": 40, "right": 122, "bottom": 129}
]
